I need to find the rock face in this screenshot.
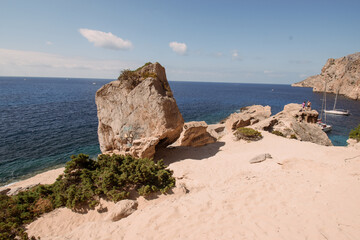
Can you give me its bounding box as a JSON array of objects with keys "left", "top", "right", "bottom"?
[
  {"left": 252, "top": 103, "right": 333, "bottom": 146},
  {"left": 292, "top": 52, "right": 360, "bottom": 100},
  {"left": 176, "top": 121, "right": 216, "bottom": 147},
  {"left": 95, "top": 62, "right": 184, "bottom": 159},
  {"left": 225, "top": 105, "right": 271, "bottom": 131}
]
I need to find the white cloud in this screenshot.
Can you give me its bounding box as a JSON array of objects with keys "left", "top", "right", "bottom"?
[
  {"left": 79, "top": 28, "right": 133, "bottom": 50},
  {"left": 231, "top": 50, "right": 241, "bottom": 60},
  {"left": 169, "top": 41, "right": 187, "bottom": 55},
  {"left": 46, "top": 41, "right": 53, "bottom": 45},
  {"left": 0, "top": 48, "right": 137, "bottom": 78},
  {"left": 264, "top": 70, "right": 273, "bottom": 74}
]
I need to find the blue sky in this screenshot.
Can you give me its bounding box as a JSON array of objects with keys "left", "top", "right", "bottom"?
[{"left": 0, "top": 0, "right": 359, "bottom": 83}]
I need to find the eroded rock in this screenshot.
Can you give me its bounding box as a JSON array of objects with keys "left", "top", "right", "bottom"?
[
  {"left": 225, "top": 105, "right": 271, "bottom": 131},
  {"left": 177, "top": 121, "right": 216, "bottom": 147},
  {"left": 96, "top": 62, "right": 184, "bottom": 158}
]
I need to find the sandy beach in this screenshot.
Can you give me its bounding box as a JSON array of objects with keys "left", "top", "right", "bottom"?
[{"left": 4, "top": 131, "right": 360, "bottom": 240}]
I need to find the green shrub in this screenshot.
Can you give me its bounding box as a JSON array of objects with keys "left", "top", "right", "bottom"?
[
  {"left": 271, "top": 130, "right": 284, "bottom": 137},
  {"left": 290, "top": 134, "right": 297, "bottom": 139},
  {"left": 234, "top": 127, "right": 263, "bottom": 141},
  {"left": 135, "top": 62, "right": 152, "bottom": 72},
  {"left": 0, "top": 153, "right": 175, "bottom": 239},
  {"left": 141, "top": 72, "right": 157, "bottom": 79},
  {"left": 118, "top": 69, "right": 138, "bottom": 81},
  {"left": 349, "top": 124, "right": 360, "bottom": 142}
]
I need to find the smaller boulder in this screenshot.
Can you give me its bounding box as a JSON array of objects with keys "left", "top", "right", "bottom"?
[
  {"left": 177, "top": 121, "right": 216, "bottom": 147},
  {"left": 106, "top": 200, "right": 138, "bottom": 222},
  {"left": 249, "top": 153, "right": 272, "bottom": 164},
  {"left": 225, "top": 105, "right": 271, "bottom": 131}
]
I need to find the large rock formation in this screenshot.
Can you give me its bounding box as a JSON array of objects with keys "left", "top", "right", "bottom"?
[
  {"left": 225, "top": 105, "right": 271, "bottom": 131},
  {"left": 95, "top": 62, "right": 184, "bottom": 158},
  {"left": 252, "top": 103, "right": 332, "bottom": 146},
  {"left": 292, "top": 52, "right": 360, "bottom": 100}
]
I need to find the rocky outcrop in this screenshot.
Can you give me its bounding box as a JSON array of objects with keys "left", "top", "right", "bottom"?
[
  {"left": 292, "top": 52, "right": 360, "bottom": 100},
  {"left": 95, "top": 62, "right": 184, "bottom": 159},
  {"left": 252, "top": 103, "right": 332, "bottom": 146},
  {"left": 225, "top": 105, "right": 271, "bottom": 131},
  {"left": 176, "top": 121, "right": 216, "bottom": 147}
]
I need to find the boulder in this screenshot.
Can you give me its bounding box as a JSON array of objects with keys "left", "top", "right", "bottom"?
[
  {"left": 177, "top": 121, "right": 216, "bottom": 147},
  {"left": 106, "top": 200, "right": 138, "bottom": 222},
  {"left": 249, "top": 153, "right": 272, "bottom": 164},
  {"left": 252, "top": 103, "right": 332, "bottom": 146},
  {"left": 95, "top": 62, "right": 184, "bottom": 158},
  {"left": 225, "top": 105, "right": 271, "bottom": 131}
]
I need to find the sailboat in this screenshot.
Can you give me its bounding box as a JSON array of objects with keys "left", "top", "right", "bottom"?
[
  {"left": 324, "top": 89, "right": 350, "bottom": 115},
  {"left": 318, "top": 79, "right": 332, "bottom": 132}
]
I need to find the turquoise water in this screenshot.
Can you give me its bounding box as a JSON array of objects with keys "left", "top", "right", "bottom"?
[{"left": 1, "top": 77, "right": 360, "bottom": 186}]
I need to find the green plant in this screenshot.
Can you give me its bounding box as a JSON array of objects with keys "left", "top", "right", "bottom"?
[
  {"left": 234, "top": 127, "right": 263, "bottom": 141},
  {"left": 271, "top": 130, "right": 284, "bottom": 137},
  {"left": 135, "top": 62, "right": 152, "bottom": 72},
  {"left": 0, "top": 153, "right": 175, "bottom": 239},
  {"left": 141, "top": 72, "right": 157, "bottom": 79},
  {"left": 290, "top": 134, "right": 297, "bottom": 139},
  {"left": 349, "top": 124, "right": 360, "bottom": 142}
]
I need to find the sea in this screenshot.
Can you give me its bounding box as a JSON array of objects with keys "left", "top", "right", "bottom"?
[{"left": 1, "top": 76, "right": 360, "bottom": 186}]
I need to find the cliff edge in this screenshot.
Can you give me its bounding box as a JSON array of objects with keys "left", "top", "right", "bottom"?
[{"left": 292, "top": 52, "right": 360, "bottom": 100}]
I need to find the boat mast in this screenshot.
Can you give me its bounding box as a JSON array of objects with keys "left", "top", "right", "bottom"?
[
  {"left": 333, "top": 89, "right": 339, "bottom": 110},
  {"left": 324, "top": 80, "right": 327, "bottom": 123},
  {"left": 320, "top": 78, "right": 325, "bottom": 121}
]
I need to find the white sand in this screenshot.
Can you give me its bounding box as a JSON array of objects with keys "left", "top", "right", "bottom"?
[{"left": 9, "top": 132, "right": 360, "bottom": 239}]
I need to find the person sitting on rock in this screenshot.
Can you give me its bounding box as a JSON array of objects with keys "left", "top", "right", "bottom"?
[
  {"left": 307, "top": 101, "right": 311, "bottom": 110},
  {"left": 301, "top": 101, "right": 306, "bottom": 111}
]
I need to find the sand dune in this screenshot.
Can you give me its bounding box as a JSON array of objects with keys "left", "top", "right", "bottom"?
[{"left": 8, "top": 131, "right": 360, "bottom": 239}]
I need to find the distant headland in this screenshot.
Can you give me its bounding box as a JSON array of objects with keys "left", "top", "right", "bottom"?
[{"left": 292, "top": 52, "right": 360, "bottom": 100}]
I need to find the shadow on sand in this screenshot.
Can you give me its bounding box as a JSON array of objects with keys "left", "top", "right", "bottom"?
[{"left": 154, "top": 141, "right": 225, "bottom": 165}]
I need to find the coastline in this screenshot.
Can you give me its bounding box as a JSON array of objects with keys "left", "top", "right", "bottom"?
[
  {"left": 2, "top": 131, "right": 360, "bottom": 239},
  {"left": 0, "top": 167, "right": 64, "bottom": 193}
]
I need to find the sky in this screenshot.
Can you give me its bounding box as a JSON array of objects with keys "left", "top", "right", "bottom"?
[{"left": 0, "top": 0, "right": 359, "bottom": 84}]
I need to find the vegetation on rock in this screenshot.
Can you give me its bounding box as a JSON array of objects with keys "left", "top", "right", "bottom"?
[
  {"left": 290, "top": 134, "right": 297, "bottom": 139},
  {"left": 234, "top": 127, "right": 263, "bottom": 141},
  {"left": 0, "top": 154, "right": 175, "bottom": 240},
  {"left": 349, "top": 124, "right": 360, "bottom": 142},
  {"left": 271, "top": 130, "right": 284, "bottom": 137}
]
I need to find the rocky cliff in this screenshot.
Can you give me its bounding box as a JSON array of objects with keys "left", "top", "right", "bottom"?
[
  {"left": 95, "top": 62, "right": 184, "bottom": 159},
  {"left": 292, "top": 52, "right": 360, "bottom": 100}
]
